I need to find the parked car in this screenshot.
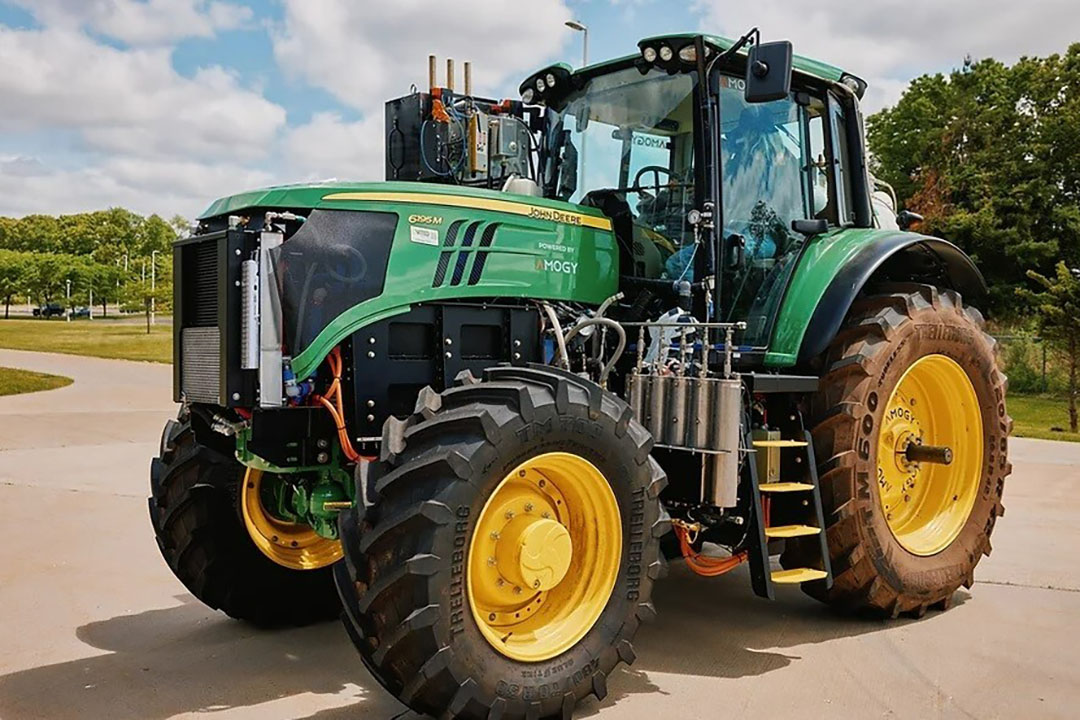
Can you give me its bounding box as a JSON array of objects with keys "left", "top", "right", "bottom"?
[
  {"left": 32, "top": 303, "right": 65, "bottom": 318},
  {"left": 68, "top": 306, "right": 90, "bottom": 319}
]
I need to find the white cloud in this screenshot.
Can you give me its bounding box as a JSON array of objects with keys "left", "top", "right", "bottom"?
[
  {"left": 692, "top": 0, "right": 1080, "bottom": 111},
  {"left": 0, "top": 155, "right": 275, "bottom": 218},
  {"left": 282, "top": 112, "right": 384, "bottom": 183},
  {"left": 8, "top": 0, "right": 253, "bottom": 46},
  {"left": 271, "top": 0, "right": 574, "bottom": 115},
  {"left": 0, "top": 19, "right": 286, "bottom": 218},
  {"left": 0, "top": 26, "right": 285, "bottom": 159}
]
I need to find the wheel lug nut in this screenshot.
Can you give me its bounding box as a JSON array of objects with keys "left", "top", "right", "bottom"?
[
  {"left": 513, "top": 586, "right": 522, "bottom": 595},
  {"left": 490, "top": 531, "right": 500, "bottom": 540},
  {"left": 524, "top": 503, "right": 533, "bottom": 512},
  {"left": 496, "top": 578, "right": 505, "bottom": 587},
  {"left": 487, "top": 557, "right": 497, "bottom": 566},
  {"left": 541, "top": 511, "right": 551, "bottom": 519},
  {"left": 505, "top": 510, "right": 515, "bottom": 520}
]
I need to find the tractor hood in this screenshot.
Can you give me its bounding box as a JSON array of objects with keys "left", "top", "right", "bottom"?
[
  {"left": 198, "top": 180, "right": 612, "bottom": 229},
  {"left": 198, "top": 181, "right": 619, "bottom": 379}
]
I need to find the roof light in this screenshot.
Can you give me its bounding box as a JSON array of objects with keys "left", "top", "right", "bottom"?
[
  {"left": 546, "top": 73, "right": 556, "bottom": 88},
  {"left": 642, "top": 46, "right": 657, "bottom": 63},
  {"left": 659, "top": 45, "right": 673, "bottom": 62},
  {"left": 522, "top": 87, "right": 535, "bottom": 104},
  {"left": 536, "top": 77, "right": 547, "bottom": 92},
  {"left": 678, "top": 45, "right": 697, "bottom": 63}
]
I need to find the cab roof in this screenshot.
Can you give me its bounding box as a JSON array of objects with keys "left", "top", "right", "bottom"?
[{"left": 545, "top": 32, "right": 846, "bottom": 86}]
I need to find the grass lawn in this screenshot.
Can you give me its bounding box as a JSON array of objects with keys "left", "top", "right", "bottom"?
[
  {"left": 0, "top": 366, "right": 73, "bottom": 396},
  {"left": 1008, "top": 394, "right": 1080, "bottom": 442},
  {"left": 0, "top": 318, "right": 172, "bottom": 363}
]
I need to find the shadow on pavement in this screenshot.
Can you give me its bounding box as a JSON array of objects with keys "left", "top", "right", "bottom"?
[
  {"left": 577, "top": 564, "right": 970, "bottom": 716},
  {"left": 0, "top": 568, "right": 969, "bottom": 720},
  {"left": 0, "top": 595, "right": 403, "bottom": 720}
]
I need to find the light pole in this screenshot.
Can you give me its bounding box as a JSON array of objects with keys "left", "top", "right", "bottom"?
[
  {"left": 65, "top": 279, "right": 71, "bottom": 322},
  {"left": 151, "top": 249, "right": 160, "bottom": 326},
  {"left": 565, "top": 20, "right": 588, "bottom": 188}
]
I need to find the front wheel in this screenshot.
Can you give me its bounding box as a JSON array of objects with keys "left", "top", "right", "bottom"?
[
  {"left": 337, "top": 365, "right": 668, "bottom": 719},
  {"left": 148, "top": 412, "right": 342, "bottom": 626},
  {"left": 788, "top": 284, "right": 1011, "bottom": 616}
]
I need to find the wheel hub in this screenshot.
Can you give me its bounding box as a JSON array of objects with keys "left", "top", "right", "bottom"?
[
  {"left": 240, "top": 468, "right": 343, "bottom": 570},
  {"left": 876, "top": 354, "right": 982, "bottom": 556},
  {"left": 467, "top": 452, "right": 621, "bottom": 663},
  {"left": 496, "top": 515, "right": 573, "bottom": 592}
]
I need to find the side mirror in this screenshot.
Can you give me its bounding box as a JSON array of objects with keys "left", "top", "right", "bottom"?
[
  {"left": 792, "top": 218, "right": 828, "bottom": 237},
  {"left": 897, "top": 209, "right": 924, "bottom": 231},
  {"left": 744, "top": 41, "right": 793, "bottom": 103}
]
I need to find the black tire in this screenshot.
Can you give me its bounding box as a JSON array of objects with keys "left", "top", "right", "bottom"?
[
  {"left": 337, "top": 365, "right": 669, "bottom": 720},
  {"left": 148, "top": 411, "right": 341, "bottom": 627},
  {"left": 785, "top": 284, "right": 1011, "bottom": 617}
]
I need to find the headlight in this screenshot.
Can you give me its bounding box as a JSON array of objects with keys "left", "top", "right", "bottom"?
[
  {"left": 522, "top": 88, "right": 535, "bottom": 104},
  {"left": 678, "top": 45, "right": 696, "bottom": 63},
  {"left": 536, "top": 77, "right": 546, "bottom": 92},
  {"left": 659, "top": 45, "right": 673, "bottom": 62},
  {"left": 642, "top": 46, "right": 657, "bottom": 63},
  {"left": 546, "top": 73, "right": 556, "bottom": 88}
]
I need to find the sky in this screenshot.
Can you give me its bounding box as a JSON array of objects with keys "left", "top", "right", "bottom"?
[{"left": 0, "top": 0, "right": 1077, "bottom": 220}]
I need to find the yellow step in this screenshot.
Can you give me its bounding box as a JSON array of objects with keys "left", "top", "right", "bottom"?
[
  {"left": 771, "top": 568, "right": 828, "bottom": 584},
  {"left": 758, "top": 482, "right": 815, "bottom": 493},
  {"left": 752, "top": 439, "right": 808, "bottom": 448},
  {"left": 765, "top": 524, "right": 821, "bottom": 538}
]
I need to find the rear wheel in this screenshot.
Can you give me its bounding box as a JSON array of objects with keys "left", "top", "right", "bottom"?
[
  {"left": 789, "top": 284, "right": 1011, "bottom": 616},
  {"left": 337, "top": 365, "right": 668, "bottom": 719},
  {"left": 148, "top": 412, "right": 341, "bottom": 626}
]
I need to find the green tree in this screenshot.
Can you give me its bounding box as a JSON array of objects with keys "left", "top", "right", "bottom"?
[
  {"left": 868, "top": 45, "right": 1080, "bottom": 317},
  {"left": 0, "top": 249, "right": 31, "bottom": 319},
  {"left": 25, "top": 253, "right": 74, "bottom": 304},
  {"left": 1018, "top": 262, "right": 1080, "bottom": 431}
]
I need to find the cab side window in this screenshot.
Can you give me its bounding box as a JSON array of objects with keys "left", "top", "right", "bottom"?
[{"left": 829, "top": 94, "right": 855, "bottom": 225}]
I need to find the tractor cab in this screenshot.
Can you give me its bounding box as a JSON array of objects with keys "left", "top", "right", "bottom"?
[{"left": 524, "top": 32, "right": 872, "bottom": 350}]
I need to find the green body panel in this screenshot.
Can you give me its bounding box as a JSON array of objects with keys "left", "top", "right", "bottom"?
[
  {"left": 198, "top": 182, "right": 618, "bottom": 379},
  {"left": 764, "top": 227, "right": 904, "bottom": 366}
]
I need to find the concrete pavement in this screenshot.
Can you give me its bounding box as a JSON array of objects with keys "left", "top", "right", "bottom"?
[{"left": 0, "top": 348, "right": 1077, "bottom": 719}]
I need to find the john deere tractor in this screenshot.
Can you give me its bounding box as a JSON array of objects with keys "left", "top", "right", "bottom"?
[{"left": 150, "top": 30, "right": 1010, "bottom": 719}]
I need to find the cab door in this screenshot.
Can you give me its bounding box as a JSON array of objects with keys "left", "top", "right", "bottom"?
[{"left": 715, "top": 76, "right": 836, "bottom": 347}]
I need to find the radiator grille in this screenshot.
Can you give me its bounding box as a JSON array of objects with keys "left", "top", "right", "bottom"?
[
  {"left": 182, "top": 241, "right": 218, "bottom": 327},
  {"left": 181, "top": 327, "right": 221, "bottom": 403}
]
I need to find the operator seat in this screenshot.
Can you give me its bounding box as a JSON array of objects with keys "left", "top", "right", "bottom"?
[{"left": 581, "top": 189, "right": 636, "bottom": 274}]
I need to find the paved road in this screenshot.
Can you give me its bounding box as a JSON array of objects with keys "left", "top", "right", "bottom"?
[{"left": 0, "top": 348, "right": 1077, "bottom": 720}]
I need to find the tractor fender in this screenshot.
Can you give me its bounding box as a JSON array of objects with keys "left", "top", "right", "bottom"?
[{"left": 795, "top": 233, "right": 986, "bottom": 366}]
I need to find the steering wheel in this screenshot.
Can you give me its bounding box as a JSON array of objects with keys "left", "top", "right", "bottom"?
[{"left": 631, "top": 165, "right": 674, "bottom": 197}]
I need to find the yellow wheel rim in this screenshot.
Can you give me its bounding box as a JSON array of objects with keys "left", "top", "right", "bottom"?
[
  {"left": 467, "top": 452, "right": 621, "bottom": 662},
  {"left": 876, "top": 354, "right": 983, "bottom": 556},
  {"left": 240, "top": 468, "right": 342, "bottom": 570}
]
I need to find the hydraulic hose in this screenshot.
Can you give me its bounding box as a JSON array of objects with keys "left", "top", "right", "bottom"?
[{"left": 560, "top": 317, "right": 627, "bottom": 387}]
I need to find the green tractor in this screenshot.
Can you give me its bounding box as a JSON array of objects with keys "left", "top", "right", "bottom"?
[{"left": 150, "top": 30, "right": 1010, "bottom": 719}]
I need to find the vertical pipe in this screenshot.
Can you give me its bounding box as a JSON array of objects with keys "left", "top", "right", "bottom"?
[
  {"left": 428, "top": 55, "right": 437, "bottom": 92},
  {"left": 648, "top": 375, "right": 668, "bottom": 441},
  {"left": 446, "top": 58, "right": 455, "bottom": 92},
  {"left": 464, "top": 61, "right": 472, "bottom": 96},
  {"left": 711, "top": 378, "right": 742, "bottom": 508}
]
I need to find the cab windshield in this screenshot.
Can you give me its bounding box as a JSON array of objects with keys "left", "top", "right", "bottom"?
[{"left": 547, "top": 66, "right": 698, "bottom": 280}]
